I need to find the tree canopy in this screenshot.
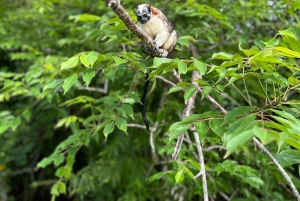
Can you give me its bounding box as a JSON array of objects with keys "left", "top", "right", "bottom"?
[{"left": 1, "top": 0, "right": 300, "bottom": 200}]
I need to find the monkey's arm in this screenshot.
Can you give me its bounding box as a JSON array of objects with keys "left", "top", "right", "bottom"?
[
  {"left": 153, "top": 31, "right": 170, "bottom": 49},
  {"left": 153, "top": 31, "right": 170, "bottom": 57}
]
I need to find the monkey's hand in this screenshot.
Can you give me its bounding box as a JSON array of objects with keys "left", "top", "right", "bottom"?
[
  {"left": 144, "top": 44, "right": 168, "bottom": 58},
  {"left": 158, "top": 49, "right": 168, "bottom": 57}
]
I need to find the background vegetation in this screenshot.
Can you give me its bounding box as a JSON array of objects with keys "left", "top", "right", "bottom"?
[{"left": 1, "top": 0, "right": 300, "bottom": 200}]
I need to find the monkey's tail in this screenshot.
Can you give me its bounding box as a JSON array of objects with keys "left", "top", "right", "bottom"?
[{"left": 141, "top": 73, "right": 150, "bottom": 130}]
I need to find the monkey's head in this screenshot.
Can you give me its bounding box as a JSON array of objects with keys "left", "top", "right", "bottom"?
[{"left": 134, "top": 4, "right": 152, "bottom": 24}]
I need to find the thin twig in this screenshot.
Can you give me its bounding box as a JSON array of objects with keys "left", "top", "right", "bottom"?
[
  {"left": 77, "top": 79, "right": 108, "bottom": 93},
  {"left": 156, "top": 76, "right": 176, "bottom": 86},
  {"left": 127, "top": 123, "right": 147, "bottom": 129},
  {"left": 253, "top": 137, "right": 300, "bottom": 201},
  {"left": 172, "top": 135, "right": 184, "bottom": 160},
  {"left": 202, "top": 145, "right": 226, "bottom": 152}
]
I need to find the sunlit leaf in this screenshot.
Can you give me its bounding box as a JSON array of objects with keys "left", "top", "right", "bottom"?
[
  {"left": 103, "top": 122, "right": 115, "bottom": 137},
  {"left": 61, "top": 56, "right": 79, "bottom": 70},
  {"left": 82, "top": 69, "right": 96, "bottom": 87},
  {"left": 43, "top": 79, "right": 65, "bottom": 91},
  {"left": 62, "top": 73, "right": 78, "bottom": 94}
]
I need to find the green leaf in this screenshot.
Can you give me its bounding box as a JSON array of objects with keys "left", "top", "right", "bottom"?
[
  {"left": 245, "top": 177, "right": 264, "bottom": 188},
  {"left": 68, "top": 147, "right": 77, "bottom": 157},
  {"left": 274, "top": 47, "right": 300, "bottom": 58},
  {"left": 115, "top": 117, "right": 127, "bottom": 133},
  {"left": 149, "top": 61, "right": 177, "bottom": 78},
  {"left": 153, "top": 57, "right": 172, "bottom": 66},
  {"left": 224, "top": 129, "right": 254, "bottom": 158},
  {"left": 80, "top": 51, "right": 99, "bottom": 68},
  {"left": 193, "top": 58, "right": 207, "bottom": 75},
  {"left": 181, "top": 111, "right": 219, "bottom": 124},
  {"left": 253, "top": 126, "right": 278, "bottom": 144},
  {"left": 177, "top": 59, "right": 187, "bottom": 74},
  {"left": 61, "top": 56, "right": 79, "bottom": 70},
  {"left": 184, "top": 167, "right": 194, "bottom": 178},
  {"left": 194, "top": 121, "right": 209, "bottom": 143},
  {"left": 175, "top": 169, "right": 185, "bottom": 184},
  {"left": 57, "top": 182, "right": 66, "bottom": 194},
  {"left": 241, "top": 46, "right": 260, "bottom": 57},
  {"left": 55, "top": 166, "right": 71, "bottom": 179},
  {"left": 216, "top": 60, "right": 241, "bottom": 69},
  {"left": 113, "top": 56, "right": 128, "bottom": 65},
  {"left": 51, "top": 183, "right": 59, "bottom": 196},
  {"left": 103, "top": 67, "right": 115, "bottom": 80},
  {"left": 148, "top": 171, "right": 170, "bottom": 183},
  {"left": 184, "top": 86, "right": 196, "bottom": 103},
  {"left": 54, "top": 154, "right": 64, "bottom": 166},
  {"left": 275, "top": 150, "right": 300, "bottom": 167},
  {"left": 103, "top": 122, "right": 115, "bottom": 137},
  {"left": 22, "top": 109, "right": 31, "bottom": 121},
  {"left": 71, "top": 13, "right": 102, "bottom": 22},
  {"left": 279, "top": 28, "right": 300, "bottom": 40},
  {"left": 66, "top": 155, "right": 75, "bottom": 167},
  {"left": 169, "top": 123, "right": 190, "bottom": 142},
  {"left": 11, "top": 117, "right": 21, "bottom": 131},
  {"left": 209, "top": 119, "right": 225, "bottom": 138},
  {"left": 121, "top": 104, "right": 134, "bottom": 119},
  {"left": 43, "top": 79, "right": 65, "bottom": 91},
  {"left": 82, "top": 69, "right": 96, "bottom": 87},
  {"left": 212, "top": 52, "right": 234, "bottom": 60},
  {"left": 188, "top": 159, "right": 200, "bottom": 170},
  {"left": 177, "top": 35, "right": 195, "bottom": 47},
  {"left": 223, "top": 106, "right": 256, "bottom": 125},
  {"left": 201, "top": 86, "right": 212, "bottom": 99},
  {"left": 37, "top": 158, "right": 53, "bottom": 168},
  {"left": 250, "top": 55, "right": 282, "bottom": 63},
  {"left": 282, "top": 36, "right": 300, "bottom": 52},
  {"left": 168, "top": 86, "right": 183, "bottom": 94},
  {"left": 262, "top": 38, "right": 280, "bottom": 47},
  {"left": 224, "top": 114, "right": 257, "bottom": 145},
  {"left": 62, "top": 73, "right": 78, "bottom": 94}
]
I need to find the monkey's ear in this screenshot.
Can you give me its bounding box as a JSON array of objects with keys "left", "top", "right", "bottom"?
[
  {"left": 148, "top": 5, "right": 151, "bottom": 12},
  {"left": 150, "top": 6, "right": 158, "bottom": 15}
]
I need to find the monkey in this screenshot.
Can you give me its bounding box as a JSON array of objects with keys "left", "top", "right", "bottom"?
[
  {"left": 134, "top": 4, "right": 177, "bottom": 130},
  {"left": 134, "top": 4, "right": 177, "bottom": 57}
]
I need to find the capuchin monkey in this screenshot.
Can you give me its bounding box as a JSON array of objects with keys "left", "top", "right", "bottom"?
[{"left": 134, "top": 4, "right": 177, "bottom": 130}]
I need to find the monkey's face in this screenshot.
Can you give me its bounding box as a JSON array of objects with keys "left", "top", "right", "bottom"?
[{"left": 134, "top": 4, "right": 152, "bottom": 24}]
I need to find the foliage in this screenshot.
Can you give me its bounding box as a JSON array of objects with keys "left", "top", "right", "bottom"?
[{"left": 1, "top": 0, "right": 300, "bottom": 200}]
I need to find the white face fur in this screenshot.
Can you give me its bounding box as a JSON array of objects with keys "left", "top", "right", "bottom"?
[{"left": 135, "top": 4, "right": 152, "bottom": 24}]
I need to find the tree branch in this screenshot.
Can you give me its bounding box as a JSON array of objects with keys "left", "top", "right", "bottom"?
[{"left": 253, "top": 137, "right": 300, "bottom": 201}]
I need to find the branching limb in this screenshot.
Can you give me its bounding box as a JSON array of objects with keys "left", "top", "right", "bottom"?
[
  {"left": 172, "top": 70, "right": 196, "bottom": 160},
  {"left": 253, "top": 137, "right": 300, "bottom": 201}
]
